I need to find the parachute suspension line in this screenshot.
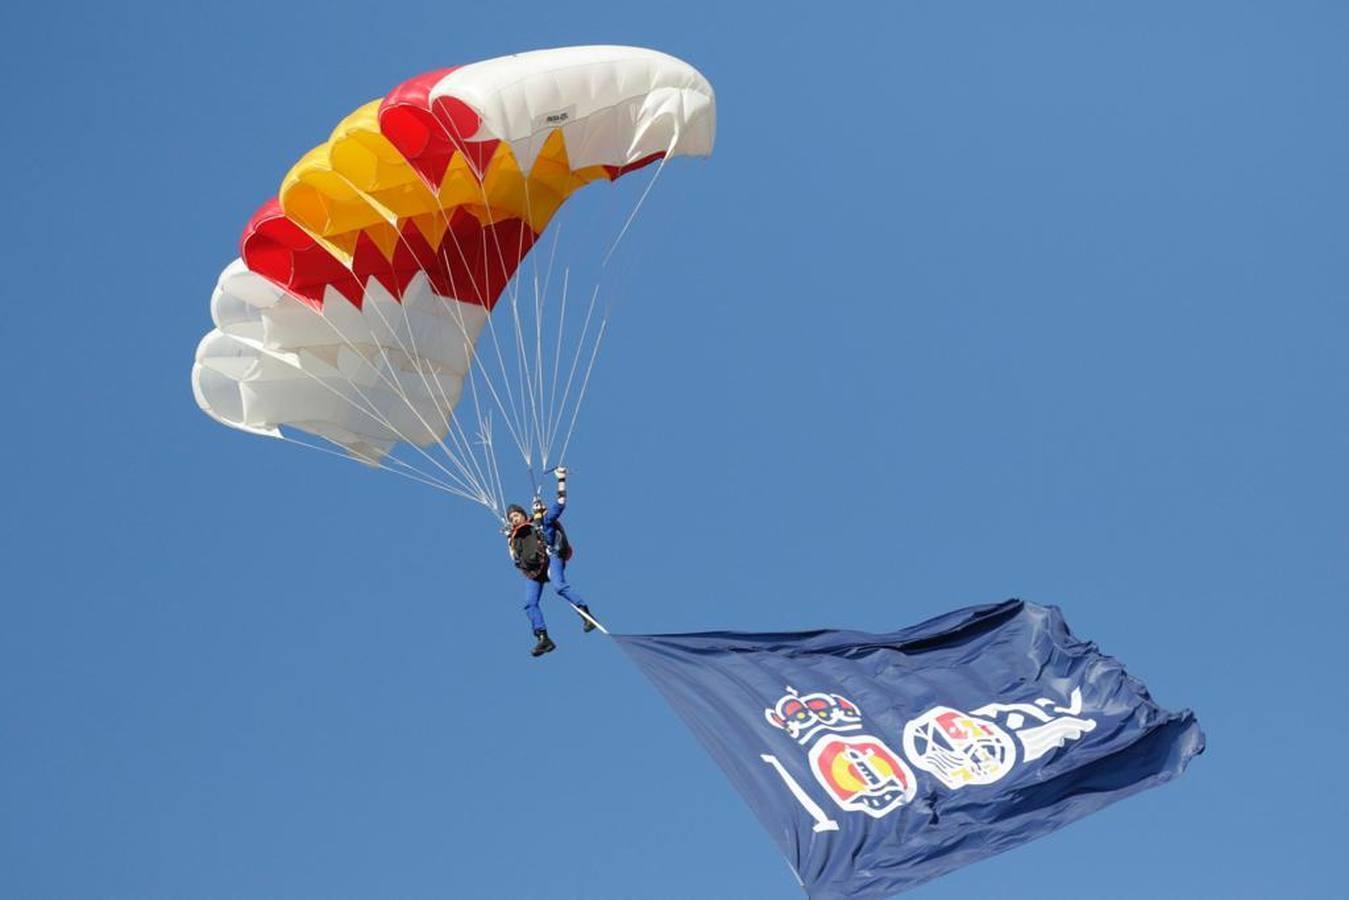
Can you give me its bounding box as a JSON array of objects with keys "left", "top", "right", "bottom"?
[
  {"left": 507, "top": 276, "right": 542, "bottom": 465},
  {"left": 523, "top": 191, "right": 571, "bottom": 473},
  {"left": 442, "top": 143, "right": 540, "bottom": 489},
  {"left": 555, "top": 317, "right": 608, "bottom": 467},
  {"left": 315, "top": 291, "right": 492, "bottom": 504},
  {"left": 414, "top": 169, "right": 530, "bottom": 467},
  {"left": 542, "top": 267, "right": 571, "bottom": 470},
  {"left": 471, "top": 410, "right": 508, "bottom": 519},
  {"left": 274, "top": 433, "right": 486, "bottom": 504},
  {"left": 545, "top": 152, "right": 670, "bottom": 465},
  {"left": 462, "top": 347, "right": 505, "bottom": 516},
  {"left": 503, "top": 160, "right": 548, "bottom": 472},
  {"left": 485, "top": 415, "right": 510, "bottom": 517},
  {"left": 280, "top": 300, "right": 495, "bottom": 504},
  {"left": 516, "top": 146, "right": 546, "bottom": 465},
  {"left": 379, "top": 165, "right": 536, "bottom": 488},
  {"left": 283, "top": 167, "right": 506, "bottom": 509},
  {"left": 358, "top": 449, "right": 485, "bottom": 500},
  {"left": 515, "top": 176, "right": 539, "bottom": 465},
  {"left": 405, "top": 120, "right": 675, "bottom": 503},
  {"left": 538, "top": 224, "right": 564, "bottom": 333},
  {"left": 450, "top": 293, "right": 511, "bottom": 518},
  {"left": 481, "top": 142, "right": 577, "bottom": 479},
  {"left": 534, "top": 218, "right": 568, "bottom": 471},
  {"left": 392, "top": 185, "right": 530, "bottom": 471},
  {"left": 544, "top": 283, "right": 603, "bottom": 465},
  {"left": 353, "top": 292, "right": 498, "bottom": 505},
  {"left": 338, "top": 261, "right": 498, "bottom": 503},
  {"left": 417, "top": 147, "right": 541, "bottom": 478},
  {"left": 461, "top": 142, "right": 541, "bottom": 469},
  {"left": 524, "top": 221, "right": 565, "bottom": 473},
  {"left": 529, "top": 175, "right": 553, "bottom": 475},
  {"left": 420, "top": 137, "right": 536, "bottom": 488},
  {"left": 340, "top": 216, "right": 499, "bottom": 505},
  {"left": 601, "top": 148, "right": 671, "bottom": 268},
  {"left": 376, "top": 449, "right": 471, "bottom": 492},
  {"left": 245, "top": 339, "right": 471, "bottom": 495},
  {"left": 532, "top": 230, "right": 548, "bottom": 470},
  {"left": 442, "top": 399, "right": 499, "bottom": 509}
]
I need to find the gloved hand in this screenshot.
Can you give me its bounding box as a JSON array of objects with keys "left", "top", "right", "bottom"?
[{"left": 554, "top": 466, "right": 568, "bottom": 480}]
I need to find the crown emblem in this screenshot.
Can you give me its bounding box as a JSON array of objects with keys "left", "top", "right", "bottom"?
[{"left": 764, "top": 687, "right": 863, "bottom": 744}]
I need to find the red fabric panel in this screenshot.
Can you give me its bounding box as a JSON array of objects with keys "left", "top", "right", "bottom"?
[
  {"left": 603, "top": 151, "right": 666, "bottom": 180},
  {"left": 379, "top": 68, "right": 460, "bottom": 188},
  {"left": 430, "top": 95, "right": 499, "bottom": 176},
  {"left": 244, "top": 198, "right": 536, "bottom": 311},
  {"left": 350, "top": 230, "right": 401, "bottom": 300},
  {"left": 379, "top": 68, "right": 498, "bottom": 186},
  {"left": 240, "top": 67, "right": 569, "bottom": 312},
  {"left": 390, "top": 210, "right": 535, "bottom": 309},
  {"left": 241, "top": 199, "right": 363, "bottom": 308}
]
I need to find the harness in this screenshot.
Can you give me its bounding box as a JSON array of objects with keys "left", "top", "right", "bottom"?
[
  {"left": 509, "top": 522, "right": 550, "bottom": 581},
  {"left": 531, "top": 502, "right": 574, "bottom": 562}
]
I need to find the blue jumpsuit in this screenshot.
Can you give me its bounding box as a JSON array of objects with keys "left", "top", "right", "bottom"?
[{"left": 519, "top": 501, "right": 589, "bottom": 634}]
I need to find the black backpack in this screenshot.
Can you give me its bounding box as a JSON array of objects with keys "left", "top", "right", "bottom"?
[{"left": 511, "top": 525, "right": 550, "bottom": 580}]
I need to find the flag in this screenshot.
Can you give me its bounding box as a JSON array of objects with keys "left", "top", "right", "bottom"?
[{"left": 615, "top": 599, "right": 1204, "bottom": 899}]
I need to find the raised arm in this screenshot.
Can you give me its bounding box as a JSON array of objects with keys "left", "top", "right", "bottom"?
[{"left": 543, "top": 467, "right": 568, "bottom": 525}]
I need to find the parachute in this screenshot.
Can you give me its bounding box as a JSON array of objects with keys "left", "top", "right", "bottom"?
[{"left": 192, "top": 46, "right": 715, "bottom": 513}]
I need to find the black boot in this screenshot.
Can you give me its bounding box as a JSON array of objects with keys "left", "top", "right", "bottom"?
[
  {"left": 531, "top": 629, "right": 556, "bottom": 657},
  {"left": 577, "top": 606, "right": 597, "bottom": 633}
]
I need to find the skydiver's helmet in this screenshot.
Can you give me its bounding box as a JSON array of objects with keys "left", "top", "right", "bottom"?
[
  {"left": 531, "top": 498, "right": 546, "bottom": 521},
  {"left": 506, "top": 504, "right": 529, "bottom": 525}
]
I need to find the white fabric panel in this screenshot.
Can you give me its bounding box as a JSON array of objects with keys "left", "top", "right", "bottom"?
[
  {"left": 192, "top": 331, "right": 279, "bottom": 438},
  {"left": 248, "top": 277, "right": 486, "bottom": 375},
  {"left": 192, "top": 264, "right": 488, "bottom": 461},
  {"left": 430, "top": 45, "right": 716, "bottom": 173},
  {"left": 216, "top": 257, "right": 287, "bottom": 309}
]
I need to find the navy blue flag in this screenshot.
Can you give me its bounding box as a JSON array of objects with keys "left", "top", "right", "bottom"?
[{"left": 615, "top": 600, "right": 1204, "bottom": 899}]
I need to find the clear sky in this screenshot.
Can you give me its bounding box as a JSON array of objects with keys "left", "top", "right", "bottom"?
[{"left": 1, "top": 2, "right": 1345, "bottom": 898}]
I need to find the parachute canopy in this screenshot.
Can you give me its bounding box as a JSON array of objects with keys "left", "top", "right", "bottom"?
[{"left": 192, "top": 46, "right": 715, "bottom": 489}]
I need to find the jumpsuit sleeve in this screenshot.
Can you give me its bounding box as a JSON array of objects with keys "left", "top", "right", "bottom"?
[{"left": 542, "top": 500, "right": 565, "bottom": 527}]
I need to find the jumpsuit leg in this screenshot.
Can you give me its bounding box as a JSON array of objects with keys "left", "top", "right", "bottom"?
[
  {"left": 549, "top": 557, "right": 588, "bottom": 611},
  {"left": 522, "top": 577, "right": 547, "bottom": 633}
]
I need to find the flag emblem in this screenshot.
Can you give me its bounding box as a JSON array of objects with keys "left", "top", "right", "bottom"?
[
  {"left": 809, "top": 734, "right": 917, "bottom": 817},
  {"left": 903, "top": 706, "right": 1017, "bottom": 789}
]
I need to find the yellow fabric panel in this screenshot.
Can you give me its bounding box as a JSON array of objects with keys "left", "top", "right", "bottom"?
[
  {"left": 361, "top": 221, "right": 403, "bottom": 260},
  {"left": 434, "top": 141, "right": 562, "bottom": 229},
  {"left": 279, "top": 106, "right": 618, "bottom": 265},
  {"left": 573, "top": 163, "right": 618, "bottom": 185},
  {"left": 468, "top": 131, "right": 593, "bottom": 230},
  {"left": 518, "top": 131, "right": 591, "bottom": 229},
  {"left": 281, "top": 102, "right": 429, "bottom": 241},
  {"left": 408, "top": 210, "right": 448, "bottom": 251},
  {"left": 327, "top": 102, "right": 439, "bottom": 220},
  {"left": 435, "top": 150, "right": 498, "bottom": 217}
]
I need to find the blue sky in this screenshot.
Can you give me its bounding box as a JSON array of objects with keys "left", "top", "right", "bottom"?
[{"left": 1, "top": 2, "right": 1345, "bottom": 898}]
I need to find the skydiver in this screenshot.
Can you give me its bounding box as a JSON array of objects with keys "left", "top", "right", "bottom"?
[{"left": 505, "top": 466, "right": 595, "bottom": 657}]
